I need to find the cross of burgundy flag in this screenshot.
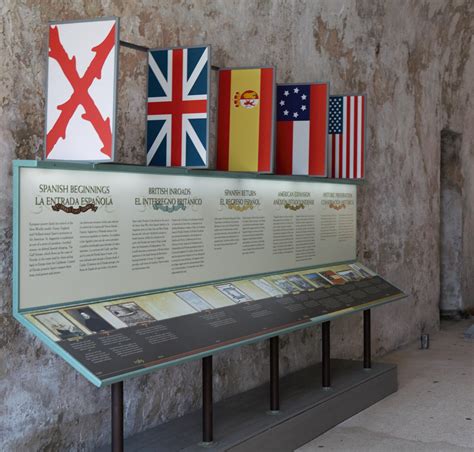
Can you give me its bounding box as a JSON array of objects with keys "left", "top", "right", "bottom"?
[
  {"left": 45, "top": 18, "right": 119, "bottom": 161},
  {"left": 328, "top": 95, "right": 366, "bottom": 179},
  {"left": 147, "top": 46, "right": 210, "bottom": 167},
  {"left": 276, "top": 83, "right": 329, "bottom": 176}
]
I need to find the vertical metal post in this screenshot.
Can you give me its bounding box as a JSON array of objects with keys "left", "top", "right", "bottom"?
[
  {"left": 111, "top": 382, "right": 124, "bottom": 452},
  {"left": 364, "top": 309, "right": 371, "bottom": 369},
  {"left": 322, "top": 321, "right": 331, "bottom": 388},
  {"left": 202, "top": 356, "right": 213, "bottom": 443},
  {"left": 269, "top": 336, "right": 280, "bottom": 412}
]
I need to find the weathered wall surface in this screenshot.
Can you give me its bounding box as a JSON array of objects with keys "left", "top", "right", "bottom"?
[{"left": 0, "top": 1, "right": 472, "bottom": 450}]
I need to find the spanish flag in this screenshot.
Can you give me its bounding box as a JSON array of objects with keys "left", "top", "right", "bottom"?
[{"left": 217, "top": 68, "right": 275, "bottom": 172}]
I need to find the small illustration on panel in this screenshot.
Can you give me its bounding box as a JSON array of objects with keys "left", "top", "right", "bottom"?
[
  {"left": 302, "top": 273, "right": 331, "bottom": 288},
  {"left": 286, "top": 275, "right": 315, "bottom": 291},
  {"left": 215, "top": 283, "right": 253, "bottom": 303},
  {"left": 175, "top": 290, "right": 213, "bottom": 312},
  {"left": 318, "top": 270, "right": 347, "bottom": 285},
  {"left": 34, "top": 311, "right": 87, "bottom": 341},
  {"left": 349, "top": 263, "right": 375, "bottom": 278},
  {"left": 276, "top": 82, "right": 329, "bottom": 176},
  {"left": 65, "top": 307, "right": 115, "bottom": 333},
  {"left": 216, "top": 67, "right": 275, "bottom": 172},
  {"left": 267, "top": 277, "right": 299, "bottom": 294},
  {"left": 147, "top": 45, "right": 210, "bottom": 167},
  {"left": 251, "top": 278, "right": 284, "bottom": 297},
  {"left": 336, "top": 269, "right": 362, "bottom": 282},
  {"left": 45, "top": 18, "right": 119, "bottom": 161},
  {"left": 328, "top": 95, "right": 366, "bottom": 179},
  {"left": 105, "top": 302, "right": 155, "bottom": 326}
]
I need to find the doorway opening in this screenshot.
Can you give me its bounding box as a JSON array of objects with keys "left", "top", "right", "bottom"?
[{"left": 439, "top": 129, "right": 463, "bottom": 319}]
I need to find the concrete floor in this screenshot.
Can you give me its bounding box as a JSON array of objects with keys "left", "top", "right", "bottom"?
[{"left": 297, "top": 320, "right": 474, "bottom": 452}]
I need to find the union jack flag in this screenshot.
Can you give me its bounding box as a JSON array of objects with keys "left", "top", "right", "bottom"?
[{"left": 147, "top": 46, "right": 210, "bottom": 167}]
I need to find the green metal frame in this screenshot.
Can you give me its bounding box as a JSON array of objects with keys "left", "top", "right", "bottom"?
[{"left": 12, "top": 160, "right": 406, "bottom": 388}]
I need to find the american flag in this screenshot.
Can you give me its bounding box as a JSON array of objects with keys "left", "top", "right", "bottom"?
[
  {"left": 147, "top": 46, "right": 209, "bottom": 167},
  {"left": 276, "top": 83, "right": 328, "bottom": 176},
  {"left": 328, "top": 95, "right": 365, "bottom": 178}
]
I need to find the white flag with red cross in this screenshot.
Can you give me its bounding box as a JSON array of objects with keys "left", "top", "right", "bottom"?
[{"left": 45, "top": 18, "right": 119, "bottom": 161}]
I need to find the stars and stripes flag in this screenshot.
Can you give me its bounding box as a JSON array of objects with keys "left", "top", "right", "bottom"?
[
  {"left": 147, "top": 46, "right": 209, "bottom": 167},
  {"left": 276, "top": 83, "right": 329, "bottom": 176},
  {"left": 216, "top": 67, "right": 275, "bottom": 172},
  {"left": 328, "top": 95, "right": 365, "bottom": 179}
]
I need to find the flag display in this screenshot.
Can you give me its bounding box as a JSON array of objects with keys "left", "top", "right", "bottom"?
[
  {"left": 328, "top": 95, "right": 365, "bottom": 179},
  {"left": 275, "top": 83, "right": 328, "bottom": 176},
  {"left": 217, "top": 68, "right": 275, "bottom": 172},
  {"left": 147, "top": 46, "right": 209, "bottom": 167},
  {"left": 45, "top": 18, "right": 119, "bottom": 161}
]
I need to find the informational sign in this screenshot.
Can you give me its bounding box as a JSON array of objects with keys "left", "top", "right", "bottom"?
[{"left": 16, "top": 164, "right": 357, "bottom": 311}]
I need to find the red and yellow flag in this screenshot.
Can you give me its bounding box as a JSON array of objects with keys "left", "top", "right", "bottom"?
[{"left": 217, "top": 68, "right": 275, "bottom": 172}]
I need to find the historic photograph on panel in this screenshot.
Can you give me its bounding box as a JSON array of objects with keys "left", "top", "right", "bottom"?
[
  {"left": 105, "top": 302, "right": 155, "bottom": 327},
  {"left": 286, "top": 275, "right": 314, "bottom": 291},
  {"left": 65, "top": 307, "right": 115, "bottom": 333},
  {"left": 147, "top": 45, "right": 210, "bottom": 167},
  {"left": 45, "top": 18, "right": 119, "bottom": 161},
  {"left": 34, "top": 311, "right": 87, "bottom": 341},
  {"left": 175, "top": 290, "right": 213, "bottom": 312},
  {"left": 302, "top": 272, "right": 331, "bottom": 288},
  {"left": 215, "top": 283, "right": 253, "bottom": 303},
  {"left": 318, "top": 270, "right": 347, "bottom": 285},
  {"left": 251, "top": 278, "right": 284, "bottom": 297}
]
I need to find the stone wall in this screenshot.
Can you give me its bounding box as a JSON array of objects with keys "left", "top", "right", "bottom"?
[{"left": 0, "top": 1, "right": 472, "bottom": 450}]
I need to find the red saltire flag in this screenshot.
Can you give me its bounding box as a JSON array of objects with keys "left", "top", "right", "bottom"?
[
  {"left": 275, "top": 83, "right": 329, "bottom": 176},
  {"left": 45, "top": 18, "right": 119, "bottom": 161}
]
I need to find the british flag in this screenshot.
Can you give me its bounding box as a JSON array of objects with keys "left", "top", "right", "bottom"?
[{"left": 147, "top": 46, "right": 210, "bottom": 167}]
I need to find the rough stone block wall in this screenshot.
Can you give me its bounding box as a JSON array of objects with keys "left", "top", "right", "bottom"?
[{"left": 0, "top": 1, "right": 472, "bottom": 450}]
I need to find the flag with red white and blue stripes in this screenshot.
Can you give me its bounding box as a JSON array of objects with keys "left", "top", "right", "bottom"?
[
  {"left": 147, "top": 46, "right": 209, "bottom": 167},
  {"left": 328, "top": 95, "right": 365, "bottom": 179},
  {"left": 275, "top": 83, "right": 329, "bottom": 176}
]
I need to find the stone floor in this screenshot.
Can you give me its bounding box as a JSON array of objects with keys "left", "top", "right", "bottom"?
[{"left": 297, "top": 320, "right": 474, "bottom": 452}]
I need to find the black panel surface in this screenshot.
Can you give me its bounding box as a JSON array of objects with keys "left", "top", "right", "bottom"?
[{"left": 59, "top": 276, "right": 404, "bottom": 381}]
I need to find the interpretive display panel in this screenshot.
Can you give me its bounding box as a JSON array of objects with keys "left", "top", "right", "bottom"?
[
  {"left": 24, "top": 261, "right": 404, "bottom": 385},
  {"left": 16, "top": 163, "right": 357, "bottom": 311}
]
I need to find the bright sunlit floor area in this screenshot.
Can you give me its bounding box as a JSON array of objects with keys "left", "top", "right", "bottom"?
[{"left": 297, "top": 320, "right": 474, "bottom": 452}]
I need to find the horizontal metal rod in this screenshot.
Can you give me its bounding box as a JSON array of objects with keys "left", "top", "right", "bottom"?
[
  {"left": 119, "top": 40, "right": 221, "bottom": 72},
  {"left": 119, "top": 40, "right": 149, "bottom": 53}
]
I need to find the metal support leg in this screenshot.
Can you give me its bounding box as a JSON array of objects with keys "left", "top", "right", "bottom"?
[
  {"left": 364, "top": 309, "right": 371, "bottom": 369},
  {"left": 111, "top": 382, "right": 124, "bottom": 452},
  {"left": 322, "top": 321, "right": 331, "bottom": 388},
  {"left": 270, "top": 336, "right": 280, "bottom": 412},
  {"left": 202, "top": 356, "right": 213, "bottom": 443}
]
